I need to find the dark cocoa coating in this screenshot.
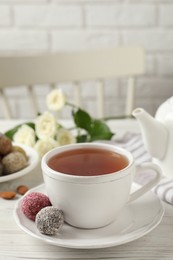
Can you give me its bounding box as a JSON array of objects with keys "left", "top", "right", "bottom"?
[
  {"left": 0, "top": 159, "right": 3, "bottom": 176},
  {"left": 0, "top": 135, "right": 12, "bottom": 156}
]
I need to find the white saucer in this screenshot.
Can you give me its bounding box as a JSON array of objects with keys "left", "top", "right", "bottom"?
[{"left": 14, "top": 183, "right": 164, "bottom": 249}]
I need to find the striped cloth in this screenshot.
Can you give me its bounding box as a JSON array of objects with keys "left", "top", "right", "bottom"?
[{"left": 103, "top": 132, "right": 173, "bottom": 205}]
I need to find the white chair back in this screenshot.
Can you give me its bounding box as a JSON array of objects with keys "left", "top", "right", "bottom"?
[{"left": 0, "top": 46, "right": 145, "bottom": 119}]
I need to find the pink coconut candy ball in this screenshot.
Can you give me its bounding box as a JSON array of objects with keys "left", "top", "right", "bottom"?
[{"left": 21, "top": 192, "right": 51, "bottom": 221}]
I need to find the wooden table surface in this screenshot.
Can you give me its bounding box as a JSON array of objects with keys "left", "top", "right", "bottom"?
[{"left": 0, "top": 119, "right": 173, "bottom": 260}]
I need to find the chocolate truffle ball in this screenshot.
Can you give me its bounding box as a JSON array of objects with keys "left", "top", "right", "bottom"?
[
  {"left": 36, "top": 206, "right": 64, "bottom": 235},
  {"left": 0, "top": 134, "right": 12, "bottom": 156},
  {"left": 2, "top": 151, "right": 27, "bottom": 175},
  {"left": 21, "top": 192, "right": 51, "bottom": 221},
  {"left": 0, "top": 158, "right": 3, "bottom": 176}
]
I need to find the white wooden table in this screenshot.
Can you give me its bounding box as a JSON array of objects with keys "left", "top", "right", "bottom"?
[{"left": 0, "top": 119, "right": 173, "bottom": 260}]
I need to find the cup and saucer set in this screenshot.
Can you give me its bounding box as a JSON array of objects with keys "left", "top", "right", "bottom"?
[{"left": 14, "top": 143, "right": 164, "bottom": 249}]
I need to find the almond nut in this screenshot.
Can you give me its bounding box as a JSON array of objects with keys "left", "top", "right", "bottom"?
[
  {"left": 0, "top": 191, "right": 16, "bottom": 200},
  {"left": 16, "top": 185, "right": 29, "bottom": 195}
]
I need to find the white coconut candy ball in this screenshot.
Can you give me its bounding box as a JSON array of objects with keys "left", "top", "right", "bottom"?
[{"left": 36, "top": 206, "right": 64, "bottom": 235}]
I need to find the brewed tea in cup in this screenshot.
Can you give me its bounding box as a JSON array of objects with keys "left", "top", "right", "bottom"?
[
  {"left": 48, "top": 147, "right": 129, "bottom": 176},
  {"left": 42, "top": 143, "right": 161, "bottom": 229}
]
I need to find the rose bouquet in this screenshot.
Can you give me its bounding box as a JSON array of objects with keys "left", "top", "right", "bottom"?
[{"left": 5, "top": 89, "right": 115, "bottom": 158}]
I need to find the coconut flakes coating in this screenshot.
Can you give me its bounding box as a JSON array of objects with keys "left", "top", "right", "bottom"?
[
  {"left": 21, "top": 192, "right": 51, "bottom": 221},
  {"left": 2, "top": 151, "right": 27, "bottom": 175},
  {"left": 12, "top": 145, "right": 28, "bottom": 160},
  {"left": 36, "top": 206, "right": 64, "bottom": 235}
]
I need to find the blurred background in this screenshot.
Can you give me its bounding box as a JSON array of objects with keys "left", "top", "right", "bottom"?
[{"left": 0, "top": 0, "right": 173, "bottom": 119}]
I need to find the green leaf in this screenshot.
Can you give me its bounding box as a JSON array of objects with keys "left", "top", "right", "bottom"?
[
  {"left": 89, "top": 119, "right": 114, "bottom": 141},
  {"left": 25, "top": 122, "right": 35, "bottom": 130},
  {"left": 4, "top": 125, "right": 21, "bottom": 140},
  {"left": 4, "top": 122, "right": 35, "bottom": 140},
  {"left": 76, "top": 134, "right": 89, "bottom": 143},
  {"left": 72, "top": 108, "right": 93, "bottom": 132}
]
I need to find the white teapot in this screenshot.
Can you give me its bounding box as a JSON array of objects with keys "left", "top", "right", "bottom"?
[{"left": 132, "top": 96, "right": 173, "bottom": 178}]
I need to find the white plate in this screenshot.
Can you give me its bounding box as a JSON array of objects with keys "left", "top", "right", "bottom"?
[
  {"left": 14, "top": 183, "right": 164, "bottom": 249},
  {"left": 0, "top": 143, "right": 39, "bottom": 182}
]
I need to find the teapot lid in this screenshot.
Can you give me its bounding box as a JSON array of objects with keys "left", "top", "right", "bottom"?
[{"left": 155, "top": 96, "right": 173, "bottom": 121}]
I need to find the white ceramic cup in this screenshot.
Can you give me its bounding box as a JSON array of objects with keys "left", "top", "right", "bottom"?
[{"left": 41, "top": 143, "right": 162, "bottom": 229}]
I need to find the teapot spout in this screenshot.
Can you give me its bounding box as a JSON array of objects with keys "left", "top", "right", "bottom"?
[{"left": 132, "top": 108, "right": 168, "bottom": 160}]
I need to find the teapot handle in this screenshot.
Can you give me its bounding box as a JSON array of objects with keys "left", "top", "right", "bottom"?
[{"left": 128, "top": 163, "right": 162, "bottom": 203}]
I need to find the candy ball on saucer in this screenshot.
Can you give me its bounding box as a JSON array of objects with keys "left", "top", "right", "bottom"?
[
  {"left": 21, "top": 192, "right": 51, "bottom": 221},
  {"left": 36, "top": 206, "right": 64, "bottom": 235}
]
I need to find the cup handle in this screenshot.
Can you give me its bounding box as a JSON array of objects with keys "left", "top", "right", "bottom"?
[{"left": 128, "top": 163, "right": 162, "bottom": 203}]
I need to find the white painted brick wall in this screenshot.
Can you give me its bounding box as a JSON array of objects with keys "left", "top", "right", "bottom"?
[
  {"left": 158, "top": 55, "right": 173, "bottom": 75},
  {"left": 0, "top": 30, "right": 48, "bottom": 51},
  {"left": 14, "top": 5, "right": 82, "bottom": 27},
  {"left": 52, "top": 30, "right": 120, "bottom": 51},
  {"left": 0, "top": 0, "right": 172, "bottom": 119},
  {"left": 0, "top": 6, "right": 11, "bottom": 26},
  {"left": 123, "top": 30, "right": 173, "bottom": 51},
  {"left": 160, "top": 5, "right": 173, "bottom": 26},
  {"left": 85, "top": 5, "right": 156, "bottom": 27}
]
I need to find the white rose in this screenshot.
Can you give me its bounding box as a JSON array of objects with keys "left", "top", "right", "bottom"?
[
  {"left": 13, "top": 124, "right": 36, "bottom": 147},
  {"left": 35, "top": 111, "right": 57, "bottom": 139},
  {"left": 34, "top": 138, "right": 58, "bottom": 158},
  {"left": 46, "top": 89, "right": 66, "bottom": 111},
  {"left": 56, "top": 128, "right": 76, "bottom": 146}
]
